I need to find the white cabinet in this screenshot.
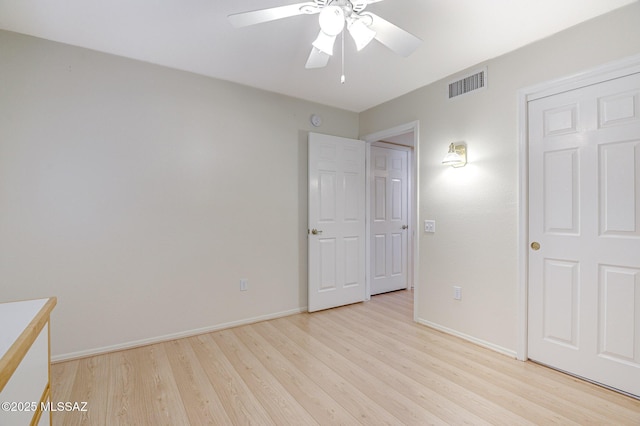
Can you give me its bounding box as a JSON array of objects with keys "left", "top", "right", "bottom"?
[{"left": 0, "top": 298, "right": 57, "bottom": 426}]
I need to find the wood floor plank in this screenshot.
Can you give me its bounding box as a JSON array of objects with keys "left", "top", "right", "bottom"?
[
  {"left": 357, "top": 298, "right": 620, "bottom": 422},
  {"left": 65, "top": 354, "right": 110, "bottom": 424},
  {"left": 307, "top": 310, "right": 502, "bottom": 425},
  {"left": 127, "top": 344, "right": 190, "bottom": 425},
  {"left": 254, "top": 320, "right": 403, "bottom": 425},
  {"left": 283, "top": 313, "right": 451, "bottom": 425},
  {"left": 318, "top": 309, "right": 537, "bottom": 425},
  {"left": 371, "top": 289, "right": 413, "bottom": 316},
  {"left": 103, "top": 350, "right": 136, "bottom": 425},
  {"left": 50, "top": 290, "right": 640, "bottom": 425},
  {"left": 233, "top": 325, "right": 359, "bottom": 425},
  {"left": 50, "top": 358, "right": 80, "bottom": 426},
  {"left": 164, "top": 338, "right": 233, "bottom": 425},
  {"left": 344, "top": 299, "right": 640, "bottom": 423},
  {"left": 331, "top": 306, "right": 575, "bottom": 424},
  {"left": 189, "top": 333, "right": 274, "bottom": 425},
  {"left": 210, "top": 329, "right": 318, "bottom": 425}
]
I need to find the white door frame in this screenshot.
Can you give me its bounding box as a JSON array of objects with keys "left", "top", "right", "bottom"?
[
  {"left": 362, "top": 121, "right": 420, "bottom": 322},
  {"left": 516, "top": 53, "right": 640, "bottom": 361}
]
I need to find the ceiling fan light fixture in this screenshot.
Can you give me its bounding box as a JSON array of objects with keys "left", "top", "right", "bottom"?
[
  {"left": 229, "top": 1, "right": 424, "bottom": 72},
  {"left": 312, "top": 31, "right": 337, "bottom": 55},
  {"left": 348, "top": 18, "right": 376, "bottom": 51},
  {"left": 318, "top": 5, "right": 345, "bottom": 36}
]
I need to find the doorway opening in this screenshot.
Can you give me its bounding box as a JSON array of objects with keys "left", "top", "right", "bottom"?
[{"left": 363, "top": 121, "right": 419, "bottom": 322}]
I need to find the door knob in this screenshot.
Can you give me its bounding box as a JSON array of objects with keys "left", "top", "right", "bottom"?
[
  {"left": 310, "top": 228, "right": 323, "bottom": 235},
  {"left": 401, "top": 225, "right": 408, "bottom": 229},
  {"left": 531, "top": 241, "right": 541, "bottom": 251}
]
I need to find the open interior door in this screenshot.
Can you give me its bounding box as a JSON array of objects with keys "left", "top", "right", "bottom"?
[{"left": 308, "top": 132, "right": 366, "bottom": 312}]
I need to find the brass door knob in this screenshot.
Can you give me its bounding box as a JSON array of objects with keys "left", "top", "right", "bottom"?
[
  {"left": 401, "top": 225, "right": 408, "bottom": 229},
  {"left": 311, "top": 228, "right": 323, "bottom": 235},
  {"left": 531, "top": 241, "right": 541, "bottom": 251}
]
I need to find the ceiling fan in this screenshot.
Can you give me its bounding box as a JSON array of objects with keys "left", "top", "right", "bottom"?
[{"left": 228, "top": 0, "right": 422, "bottom": 70}]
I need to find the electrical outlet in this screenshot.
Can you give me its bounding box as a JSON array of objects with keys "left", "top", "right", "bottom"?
[
  {"left": 240, "top": 279, "right": 248, "bottom": 291},
  {"left": 453, "top": 286, "right": 462, "bottom": 300},
  {"left": 424, "top": 220, "right": 436, "bottom": 233}
]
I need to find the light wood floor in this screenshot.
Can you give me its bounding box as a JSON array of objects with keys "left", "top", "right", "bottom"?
[{"left": 51, "top": 290, "right": 640, "bottom": 425}]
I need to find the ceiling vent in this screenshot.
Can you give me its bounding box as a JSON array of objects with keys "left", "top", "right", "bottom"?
[{"left": 448, "top": 68, "right": 487, "bottom": 99}]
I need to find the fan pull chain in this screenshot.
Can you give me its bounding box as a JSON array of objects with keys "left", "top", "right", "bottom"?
[{"left": 340, "top": 29, "right": 345, "bottom": 84}]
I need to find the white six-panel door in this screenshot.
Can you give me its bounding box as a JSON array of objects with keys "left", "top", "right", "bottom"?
[
  {"left": 528, "top": 72, "right": 640, "bottom": 397},
  {"left": 370, "top": 145, "right": 409, "bottom": 295},
  {"left": 308, "top": 132, "right": 366, "bottom": 312}
]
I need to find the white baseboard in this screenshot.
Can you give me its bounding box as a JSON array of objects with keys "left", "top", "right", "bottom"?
[
  {"left": 52, "top": 307, "right": 307, "bottom": 363},
  {"left": 416, "top": 318, "right": 517, "bottom": 359}
]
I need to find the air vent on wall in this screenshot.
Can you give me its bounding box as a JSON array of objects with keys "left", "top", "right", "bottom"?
[{"left": 448, "top": 68, "right": 487, "bottom": 99}]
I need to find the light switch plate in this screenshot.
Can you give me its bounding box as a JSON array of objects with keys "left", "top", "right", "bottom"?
[
  {"left": 424, "top": 220, "right": 436, "bottom": 233},
  {"left": 453, "top": 286, "right": 462, "bottom": 300}
]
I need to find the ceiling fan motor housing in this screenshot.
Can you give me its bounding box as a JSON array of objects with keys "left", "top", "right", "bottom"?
[{"left": 317, "top": 0, "right": 370, "bottom": 15}]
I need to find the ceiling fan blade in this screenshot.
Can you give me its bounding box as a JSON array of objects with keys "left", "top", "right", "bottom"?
[
  {"left": 351, "top": 0, "right": 384, "bottom": 14},
  {"left": 305, "top": 47, "right": 331, "bottom": 69},
  {"left": 228, "top": 2, "right": 319, "bottom": 28},
  {"left": 364, "top": 12, "right": 421, "bottom": 57}
]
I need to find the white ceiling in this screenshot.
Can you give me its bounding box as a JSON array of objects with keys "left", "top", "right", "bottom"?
[{"left": 0, "top": 0, "right": 635, "bottom": 112}]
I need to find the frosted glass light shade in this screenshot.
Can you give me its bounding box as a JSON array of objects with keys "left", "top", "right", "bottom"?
[
  {"left": 318, "top": 6, "right": 345, "bottom": 36},
  {"left": 312, "top": 31, "right": 337, "bottom": 55},
  {"left": 442, "top": 143, "right": 467, "bottom": 167},
  {"left": 348, "top": 19, "right": 376, "bottom": 51}
]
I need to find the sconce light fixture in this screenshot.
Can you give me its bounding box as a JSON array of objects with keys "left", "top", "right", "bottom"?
[{"left": 442, "top": 142, "right": 467, "bottom": 168}]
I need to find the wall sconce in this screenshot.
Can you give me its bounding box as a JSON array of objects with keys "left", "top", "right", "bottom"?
[{"left": 442, "top": 142, "right": 467, "bottom": 168}]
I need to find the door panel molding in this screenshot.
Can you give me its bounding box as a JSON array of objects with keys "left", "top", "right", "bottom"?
[
  {"left": 308, "top": 132, "right": 366, "bottom": 312},
  {"left": 517, "top": 53, "right": 640, "bottom": 364},
  {"left": 369, "top": 146, "right": 408, "bottom": 295}
]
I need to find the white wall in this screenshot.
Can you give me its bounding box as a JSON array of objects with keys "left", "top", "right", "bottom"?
[
  {"left": 3, "top": 3, "right": 639, "bottom": 361},
  {"left": 0, "top": 30, "right": 359, "bottom": 359},
  {"left": 359, "top": 3, "right": 640, "bottom": 354}
]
